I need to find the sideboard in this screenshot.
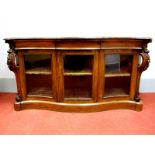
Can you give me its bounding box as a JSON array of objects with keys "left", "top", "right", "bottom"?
[{"left": 5, "top": 37, "right": 152, "bottom": 112}]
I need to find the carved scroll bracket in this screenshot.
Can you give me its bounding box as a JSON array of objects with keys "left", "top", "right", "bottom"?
[
  {"left": 135, "top": 47, "right": 150, "bottom": 102},
  {"left": 7, "top": 48, "right": 17, "bottom": 72},
  {"left": 7, "top": 43, "right": 22, "bottom": 102},
  {"left": 138, "top": 47, "right": 150, "bottom": 72}
]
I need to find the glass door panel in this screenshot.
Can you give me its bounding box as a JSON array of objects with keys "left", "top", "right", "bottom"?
[
  {"left": 24, "top": 54, "right": 53, "bottom": 97},
  {"left": 104, "top": 54, "right": 133, "bottom": 97},
  {"left": 105, "top": 54, "right": 133, "bottom": 75},
  {"left": 63, "top": 55, "right": 93, "bottom": 99}
]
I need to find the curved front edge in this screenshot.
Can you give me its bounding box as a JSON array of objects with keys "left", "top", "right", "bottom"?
[
  {"left": 15, "top": 100, "right": 143, "bottom": 112},
  {"left": 135, "top": 46, "right": 150, "bottom": 102}
]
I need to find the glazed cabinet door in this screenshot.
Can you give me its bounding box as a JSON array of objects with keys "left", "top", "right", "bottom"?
[
  {"left": 18, "top": 50, "right": 57, "bottom": 101},
  {"left": 98, "top": 49, "right": 139, "bottom": 101},
  {"left": 57, "top": 50, "right": 98, "bottom": 102}
]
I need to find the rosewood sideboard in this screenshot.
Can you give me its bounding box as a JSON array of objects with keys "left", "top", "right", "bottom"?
[{"left": 5, "top": 37, "right": 152, "bottom": 112}]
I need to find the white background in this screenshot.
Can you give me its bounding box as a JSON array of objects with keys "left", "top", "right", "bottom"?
[
  {"left": 0, "top": 136, "right": 155, "bottom": 155},
  {"left": 0, "top": 0, "right": 155, "bottom": 153},
  {"left": 0, "top": 0, "right": 154, "bottom": 79}
]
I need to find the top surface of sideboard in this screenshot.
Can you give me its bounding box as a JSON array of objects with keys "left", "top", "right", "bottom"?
[
  {"left": 4, "top": 37, "right": 152, "bottom": 50},
  {"left": 4, "top": 37, "right": 152, "bottom": 40}
]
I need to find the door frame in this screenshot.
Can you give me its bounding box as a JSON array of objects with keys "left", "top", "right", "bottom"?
[
  {"left": 57, "top": 50, "right": 99, "bottom": 103},
  {"left": 18, "top": 49, "right": 57, "bottom": 101}
]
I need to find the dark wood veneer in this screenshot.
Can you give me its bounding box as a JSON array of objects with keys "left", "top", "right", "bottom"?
[{"left": 5, "top": 37, "right": 152, "bottom": 112}]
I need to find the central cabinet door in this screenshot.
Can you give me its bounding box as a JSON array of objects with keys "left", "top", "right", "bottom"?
[{"left": 58, "top": 51, "right": 98, "bottom": 102}]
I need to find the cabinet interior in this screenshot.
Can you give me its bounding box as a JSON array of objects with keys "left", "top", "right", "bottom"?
[
  {"left": 24, "top": 54, "right": 53, "bottom": 97},
  {"left": 104, "top": 54, "right": 133, "bottom": 97},
  {"left": 23, "top": 52, "right": 134, "bottom": 99}
]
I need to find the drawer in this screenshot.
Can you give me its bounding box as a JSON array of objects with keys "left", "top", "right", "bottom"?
[
  {"left": 15, "top": 39, "right": 55, "bottom": 48},
  {"left": 56, "top": 40, "right": 100, "bottom": 50},
  {"left": 101, "top": 39, "right": 143, "bottom": 48}
]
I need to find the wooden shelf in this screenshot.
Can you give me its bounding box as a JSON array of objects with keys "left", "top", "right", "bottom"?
[
  {"left": 64, "top": 69, "right": 92, "bottom": 76},
  {"left": 105, "top": 72, "right": 131, "bottom": 77},
  {"left": 64, "top": 87, "right": 92, "bottom": 98},
  {"left": 27, "top": 87, "right": 52, "bottom": 97},
  {"left": 25, "top": 67, "right": 51, "bottom": 75},
  {"left": 104, "top": 88, "right": 129, "bottom": 97},
  {"left": 105, "top": 66, "right": 131, "bottom": 77},
  {"left": 64, "top": 71, "right": 92, "bottom": 76}
]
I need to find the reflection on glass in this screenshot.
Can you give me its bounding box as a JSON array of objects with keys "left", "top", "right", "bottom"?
[
  {"left": 105, "top": 54, "right": 133, "bottom": 74},
  {"left": 138, "top": 55, "right": 142, "bottom": 66},
  {"left": 104, "top": 54, "right": 133, "bottom": 97}
]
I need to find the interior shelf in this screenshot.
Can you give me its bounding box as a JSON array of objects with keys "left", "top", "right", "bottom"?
[
  {"left": 64, "top": 69, "right": 92, "bottom": 76},
  {"left": 27, "top": 87, "right": 52, "bottom": 97},
  {"left": 105, "top": 72, "right": 131, "bottom": 77},
  {"left": 25, "top": 67, "right": 51, "bottom": 75},
  {"left": 24, "top": 54, "right": 52, "bottom": 75},
  {"left": 104, "top": 88, "right": 129, "bottom": 97},
  {"left": 63, "top": 55, "right": 93, "bottom": 76}
]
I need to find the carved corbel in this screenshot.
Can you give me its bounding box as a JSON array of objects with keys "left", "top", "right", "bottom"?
[
  {"left": 7, "top": 48, "right": 17, "bottom": 72},
  {"left": 135, "top": 47, "right": 150, "bottom": 101},
  {"left": 138, "top": 48, "right": 150, "bottom": 72},
  {"left": 6, "top": 43, "right": 22, "bottom": 102}
]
